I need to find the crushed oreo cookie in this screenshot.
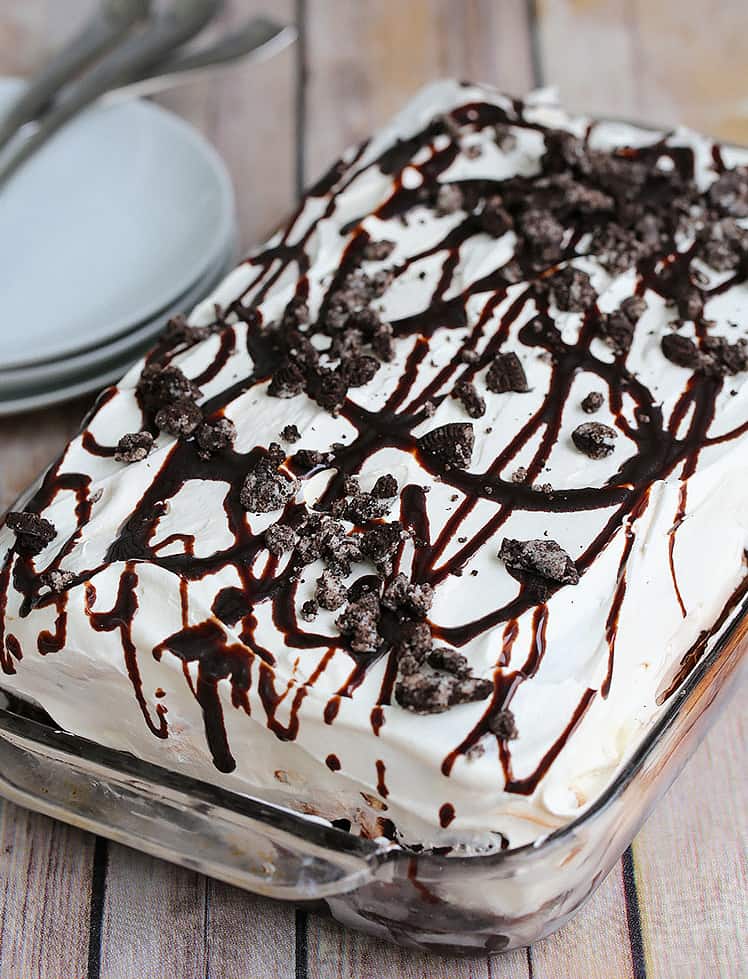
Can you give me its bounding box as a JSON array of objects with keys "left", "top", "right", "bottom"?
[
  {"left": 114, "top": 431, "right": 153, "bottom": 463},
  {"left": 340, "top": 353, "right": 380, "bottom": 387},
  {"left": 661, "top": 332, "right": 699, "bottom": 369},
  {"left": 499, "top": 537, "right": 579, "bottom": 586},
  {"left": 195, "top": 418, "right": 236, "bottom": 458},
  {"left": 395, "top": 665, "right": 493, "bottom": 714},
  {"left": 5, "top": 511, "right": 57, "bottom": 556},
  {"left": 381, "top": 573, "right": 434, "bottom": 618},
  {"left": 435, "top": 183, "right": 464, "bottom": 215},
  {"left": 700, "top": 334, "right": 748, "bottom": 377},
  {"left": 572, "top": 421, "right": 618, "bottom": 459},
  {"left": 40, "top": 568, "right": 76, "bottom": 593},
  {"left": 267, "top": 442, "right": 286, "bottom": 467},
  {"left": 315, "top": 569, "right": 347, "bottom": 611},
  {"left": 335, "top": 591, "right": 382, "bottom": 654},
  {"left": 136, "top": 364, "right": 200, "bottom": 415},
  {"left": 371, "top": 474, "right": 399, "bottom": 499},
  {"left": 264, "top": 522, "right": 296, "bottom": 556},
  {"left": 477, "top": 195, "right": 513, "bottom": 236},
  {"left": 698, "top": 216, "right": 748, "bottom": 272},
  {"left": 708, "top": 166, "right": 748, "bottom": 217},
  {"left": 427, "top": 646, "right": 470, "bottom": 677},
  {"left": 300, "top": 600, "right": 318, "bottom": 622},
  {"left": 395, "top": 620, "right": 433, "bottom": 662},
  {"left": 419, "top": 422, "right": 475, "bottom": 469},
  {"left": 363, "top": 239, "right": 396, "bottom": 261},
  {"left": 280, "top": 424, "right": 301, "bottom": 443},
  {"left": 597, "top": 295, "right": 647, "bottom": 356},
  {"left": 337, "top": 489, "right": 392, "bottom": 524},
  {"left": 268, "top": 362, "right": 306, "bottom": 399},
  {"left": 486, "top": 352, "right": 529, "bottom": 393},
  {"left": 488, "top": 708, "right": 518, "bottom": 740},
  {"left": 451, "top": 379, "right": 486, "bottom": 418},
  {"left": 581, "top": 391, "right": 604, "bottom": 414},
  {"left": 359, "top": 522, "right": 407, "bottom": 575},
  {"left": 307, "top": 366, "right": 349, "bottom": 412},
  {"left": 240, "top": 460, "right": 299, "bottom": 513},
  {"left": 155, "top": 399, "right": 203, "bottom": 438},
  {"left": 547, "top": 266, "right": 597, "bottom": 312},
  {"left": 519, "top": 208, "right": 565, "bottom": 266}
]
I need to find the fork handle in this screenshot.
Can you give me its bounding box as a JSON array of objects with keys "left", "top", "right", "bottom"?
[
  {"left": 0, "top": 0, "right": 224, "bottom": 189},
  {"left": 0, "top": 0, "right": 152, "bottom": 153}
]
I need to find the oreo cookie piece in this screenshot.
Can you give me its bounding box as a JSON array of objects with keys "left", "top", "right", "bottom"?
[
  {"left": 381, "top": 573, "right": 434, "bottom": 618},
  {"left": 268, "top": 362, "right": 306, "bottom": 399},
  {"left": 548, "top": 266, "right": 597, "bottom": 312},
  {"left": 308, "top": 367, "right": 349, "bottom": 412},
  {"left": 419, "top": 422, "right": 474, "bottom": 469},
  {"left": 5, "top": 511, "right": 57, "bottom": 556},
  {"left": 451, "top": 379, "right": 486, "bottom": 418},
  {"left": 499, "top": 537, "right": 579, "bottom": 586},
  {"left": 335, "top": 591, "right": 382, "bottom": 654},
  {"left": 707, "top": 166, "right": 748, "bottom": 217},
  {"left": 300, "top": 600, "right": 318, "bottom": 622},
  {"left": 371, "top": 474, "right": 399, "bottom": 499},
  {"left": 582, "top": 391, "right": 604, "bottom": 414},
  {"left": 363, "top": 239, "right": 396, "bottom": 261},
  {"left": 240, "top": 461, "right": 299, "bottom": 513},
  {"left": 486, "top": 352, "right": 529, "bottom": 394},
  {"left": 340, "top": 353, "right": 380, "bottom": 387},
  {"left": 115, "top": 431, "right": 154, "bottom": 463},
  {"left": 360, "top": 522, "right": 406, "bottom": 574},
  {"left": 661, "top": 333, "right": 700, "bottom": 369},
  {"left": 264, "top": 522, "right": 296, "bottom": 556},
  {"left": 394, "top": 664, "right": 493, "bottom": 714},
  {"left": 40, "top": 569, "right": 76, "bottom": 593},
  {"left": 155, "top": 399, "right": 203, "bottom": 438},
  {"left": 280, "top": 424, "right": 301, "bottom": 443},
  {"left": 488, "top": 708, "right": 518, "bottom": 740},
  {"left": 700, "top": 335, "right": 748, "bottom": 377},
  {"left": 477, "top": 195, "right": 513, "bottom": 236},
  {"left": 435, "top": 183, "right": 464, "bottom": 215},
  {"left": 315, "top": 570, "right": 347, "bottom": 611},
  {"left": 571, "top": 421, "right": 618, "bottom": 459},
  {"left": 136, "top": 364, "right": 201, "bottom": 415},
  {"left": 427, "top": 646, "right": 470, "bottom": 677},
  {"left": 195, "top": 418, "right": 237, "bottom": 458},
  {"left": 592, "top": 223, "right": 646, "bottom": 276},
  {"left": 341, "top": 491, "right": 392, "bottom": 524},
  {"left": 698, "top": 217, "right": 748, "bottom": 272},
  {"left": 519, "top": 208, "right": 565, "bottom": 265}
]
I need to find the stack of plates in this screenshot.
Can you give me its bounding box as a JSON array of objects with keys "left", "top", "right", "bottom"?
[{"left": 0, "top": 78, "right": 237, "bottom": 415}]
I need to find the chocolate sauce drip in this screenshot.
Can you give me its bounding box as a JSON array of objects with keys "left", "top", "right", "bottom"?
[{"left": 1, "top": 91, "right": 746, "bottom": 811}]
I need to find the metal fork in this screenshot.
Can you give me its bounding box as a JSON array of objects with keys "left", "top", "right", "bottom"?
[
  {"left": 0, "top": 0, "right": 223, "bottom": 188},
  {"left": 0, "top": 0, "right": 152, "bottom": 154}
]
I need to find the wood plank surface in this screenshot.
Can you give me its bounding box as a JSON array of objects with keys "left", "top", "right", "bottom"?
[{"left": 0, "top": 2, "right": 746, "bottom": 977}]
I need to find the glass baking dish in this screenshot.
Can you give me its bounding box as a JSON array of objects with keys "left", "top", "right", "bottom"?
[{"left": 0, "top": 593, "right": 744, "bottom": 956}]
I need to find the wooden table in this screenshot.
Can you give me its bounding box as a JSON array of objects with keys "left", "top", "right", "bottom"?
[{"left": 0, "top": 3, "right": 746, "bottom": 976}]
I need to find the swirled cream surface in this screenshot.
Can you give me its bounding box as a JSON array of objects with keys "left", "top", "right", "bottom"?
[{"left": 1, "top": 81, "right": 746, "bottom": 850}]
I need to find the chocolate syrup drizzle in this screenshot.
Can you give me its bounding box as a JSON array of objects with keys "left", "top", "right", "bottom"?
[{"left": 1, "top": 93, "right": 747, "bottom": 828}]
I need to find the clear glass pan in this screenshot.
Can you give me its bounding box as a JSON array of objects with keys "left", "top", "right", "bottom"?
[{"left": 0, "top": 595, "right": 744, "bottom": 956}]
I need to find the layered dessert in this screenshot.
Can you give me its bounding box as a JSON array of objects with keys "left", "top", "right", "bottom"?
[{"left": 1, "top": 81, "right": 746, "bottom": 852}]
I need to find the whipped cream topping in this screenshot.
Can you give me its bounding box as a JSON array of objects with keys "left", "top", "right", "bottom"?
[{"left": 1, "top": 81, "right": 747, "bottom": 850}]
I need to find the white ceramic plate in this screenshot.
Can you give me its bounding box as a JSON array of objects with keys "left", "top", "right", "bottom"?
[
  {"left": 0, "top": 78, "right": 235, "bottom": 370},
  {"left": 0, "top": 226, "right": 238, "bottom": 394},
  {"left": 0, "top": 235, "right": 238, "bottom": 416}
]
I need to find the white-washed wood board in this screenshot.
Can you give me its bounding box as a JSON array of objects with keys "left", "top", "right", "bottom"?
[{"left": 0, "top": 2, "right": 745, "bottom": 976}]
